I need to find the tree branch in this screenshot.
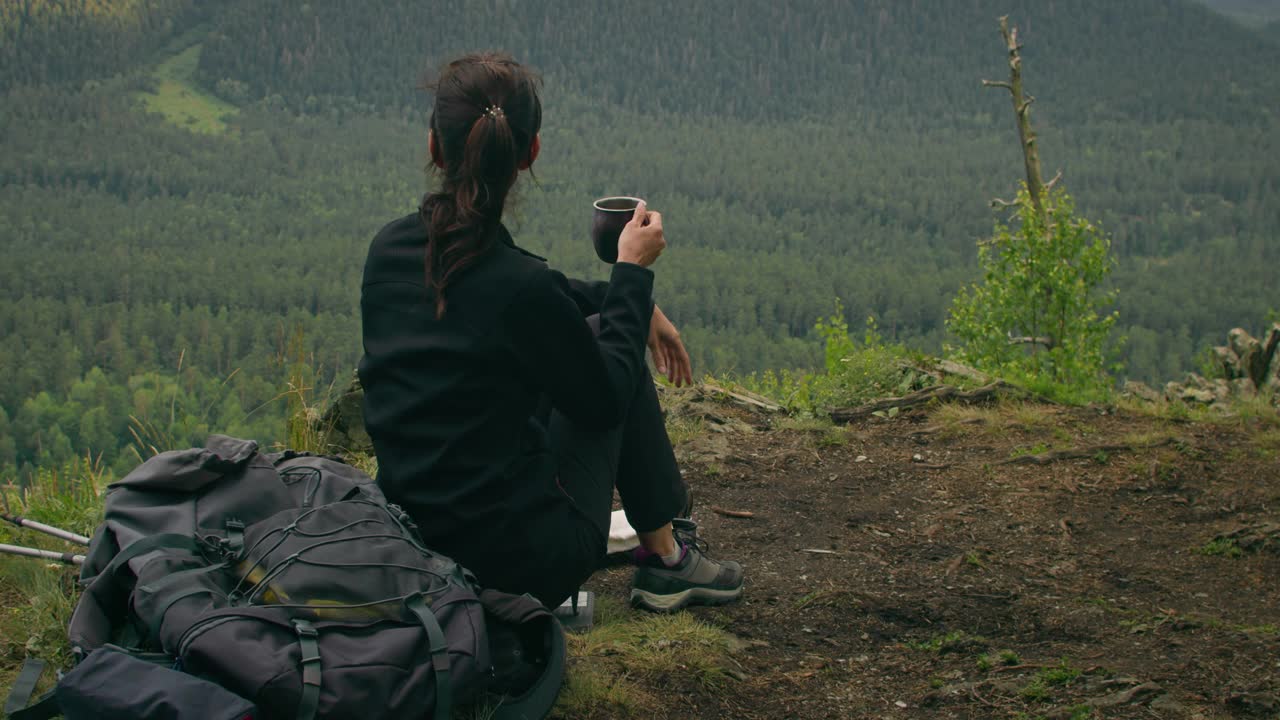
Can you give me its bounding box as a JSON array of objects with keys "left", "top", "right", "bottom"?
[
  {"left": 982, "top": 80, "right": 1013, "bottom": 92},
  {"left": 1007, "top": 334, "right": 1056, "bottom": 349},
  {"left": 1044, "top": 170, "right": 1063, "bottom": 191}
]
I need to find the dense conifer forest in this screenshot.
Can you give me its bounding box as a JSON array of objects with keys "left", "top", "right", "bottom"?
[{"left": 0, "top": 0, "right": 1276, "bottom": 479}]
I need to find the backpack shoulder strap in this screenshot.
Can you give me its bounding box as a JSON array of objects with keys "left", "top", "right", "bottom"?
[
  {"left": 404, "top": 594, "right": 451, "bottom": 720},
  {"left": 4, "top": 658, "right": 60, "bottom": 720}
]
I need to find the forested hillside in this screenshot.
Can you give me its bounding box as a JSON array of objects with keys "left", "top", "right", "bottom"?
[
  {"left": 0, "top": 0, "right": 200, "bottom": 90},
  {"left": 1, "top": 0, "right": 1277, "bottom": 480},
  {"left": 197, "top": 0, "right": 1278, "bottom": 125}
]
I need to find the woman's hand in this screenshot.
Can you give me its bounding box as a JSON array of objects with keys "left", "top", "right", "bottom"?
[
  {"left": 616, "top": 201, "right": 665, "bottom": 267},
  {"left": 648, "top": 305, "right": 693, "bottom": 387}
]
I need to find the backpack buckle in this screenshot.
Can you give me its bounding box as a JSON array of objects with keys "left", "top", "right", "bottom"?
[{"left": 222, "top": 519, "right": 245, "bottom": 557}]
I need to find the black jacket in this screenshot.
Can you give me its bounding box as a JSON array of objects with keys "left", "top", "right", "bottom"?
[{"left": 358, "top": 211, "right": 654, "bottom": 548}]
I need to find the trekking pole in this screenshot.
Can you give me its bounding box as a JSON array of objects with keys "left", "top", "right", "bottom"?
[
  {"left": 0, "top": 513, "right": 91, "bottom": 546},
  {"left": 0, "top": 543, "right": 85, "bottom": 565}
]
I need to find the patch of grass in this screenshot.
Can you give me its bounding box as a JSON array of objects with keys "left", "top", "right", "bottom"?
[
  {"left": 1120, "top": 429, "right": 1178, "bottom": 448},
  {"left": 557, "top": 597, "right": 739, "bottom": 717},
  {"left": 1019, "top": 659, "right": 1082, "bottom": 702},
  {"left": 816, "top": 426, "right": 848, "bottom": 447},
  {"left": 664, "top": 415, "right": 706, "bottom": 447},
  {"left": 776, "top": 415, "right": 849, "bottom": 448},
  {"left": 999, "top": 649, "right": 1021, "bottom": 665},
  {"left": 768, "top": 412, "right": 849, "bottom": 445},
  {"left": 1197, "top": 538, "right": 1243, "bottom": 558},
  {"left": 907, "top": 630, "right": 989, "bottom": 654},
  {"left": 929, "top": 401, "right": 1057, "bottom": 440},
  {"left": 1, "top": 459, "right": 105, "bottom": 688},
  {"left": 1019, "top": 678, "right": 1052, "bottom": 702},
  {"left": 1038, "top": 659, "right": 1083, "bottom": 685},
  {"left": 776, "top": 416, "right": 835, "bottom": 433},
  {"left": 1005, "top": 402, "right": 1057, "bottom": 431},
  {"left": 1128, "top": 393, "right": 1279, "bottom": 429},
  {"left": 734, "top": 303, "right": 930, "bottom": 413},
  {"left": 1251, "top": 427, "right": 1280, "bottom": 459},
  {"left": 1009, "top": 442, "right": 1050, "bottom": 459},
  {"left": 135, "top": 44, "right": 239, "bottom": 134}
]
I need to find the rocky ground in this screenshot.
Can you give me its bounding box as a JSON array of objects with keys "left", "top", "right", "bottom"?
[{"left": 578, "top": 387, "right": 1280, "bottom": 719}]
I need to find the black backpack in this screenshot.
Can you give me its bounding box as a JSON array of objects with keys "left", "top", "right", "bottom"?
[{"left": 24, "top": 435, "right": 565, "bottom": 720}]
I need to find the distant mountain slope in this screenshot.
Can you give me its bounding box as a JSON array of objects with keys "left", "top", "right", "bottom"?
[
  {"left": 195, "top": 0, "right": 1279, "bottom": 125},
  {"left": 1192, "top": 0, "right": 1280, "bottom": 26}
]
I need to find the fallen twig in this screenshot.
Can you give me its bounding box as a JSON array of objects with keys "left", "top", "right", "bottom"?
[
  {"left": 831, "top": 382, "right": 1013, "bottom": 424},
  {"left": 998, "top": 438, "right": 1175, "bottom": 466},
  {"left": 711, "top": 506, "right": 756, "bottom": 519},
  {"left": 702, "top": 383, "right": 784, "bottom": 412}
]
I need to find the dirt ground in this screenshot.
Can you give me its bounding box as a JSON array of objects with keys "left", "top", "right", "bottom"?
[{"left": 583, "top": 389, "right": 1280, "bottom": 719}]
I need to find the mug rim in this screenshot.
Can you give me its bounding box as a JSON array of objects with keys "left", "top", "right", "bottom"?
[{"left": 593, "top": 196, "right": 644, "bottom": 212}]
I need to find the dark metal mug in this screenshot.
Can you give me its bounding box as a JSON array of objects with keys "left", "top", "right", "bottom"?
[{"left": 590, "top": 196, "right": 643, "bottom": 264}]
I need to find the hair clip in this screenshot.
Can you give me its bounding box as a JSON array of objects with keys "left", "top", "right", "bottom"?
[{"left": 485, "top": 105, "right": 505, "bottom": 119}]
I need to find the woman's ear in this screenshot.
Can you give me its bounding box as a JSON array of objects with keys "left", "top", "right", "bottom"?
[
  {"left": 428, "top": 130, "right": 446, "bottom": 169},
  {"left": 518, "top": 134, "right": 540, "bottom": 170}
]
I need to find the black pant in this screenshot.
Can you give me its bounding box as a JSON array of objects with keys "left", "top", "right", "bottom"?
[{"left": 475, "top": 316, "right": 688, "bottom": 608}]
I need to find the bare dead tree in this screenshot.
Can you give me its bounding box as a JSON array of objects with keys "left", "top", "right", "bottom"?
[{"left": 982, "top": 16, "right": 1054, "bottom": 220}]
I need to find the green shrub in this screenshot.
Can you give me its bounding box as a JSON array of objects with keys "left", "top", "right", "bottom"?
[{"left": 737, "top": 300, "right": 931, "bottom": 413}]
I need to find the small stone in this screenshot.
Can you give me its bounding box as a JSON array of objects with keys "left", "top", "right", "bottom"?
[
  {"left": 911, "top": 454, "right": 924, "bottom": 462},
  {"left": 1123, "top": 380, "right": 1161, "bottom": 402},
  {"left": 856, "top": 455, "right": 868, "bottom": 463},
  {"left": 1150, "top": 695, "right": 1189, "bottom": 717},
  {"left": 894, "top": 700, "right": 908, "bottom": 708},
  {"left": 1178, "top": 386, "right": 1216, "bottom": 405}
]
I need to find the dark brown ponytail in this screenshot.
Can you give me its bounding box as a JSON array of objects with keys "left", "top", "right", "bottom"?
[{"left": 420, "top": 53, "right": 542, "bottom": 317}]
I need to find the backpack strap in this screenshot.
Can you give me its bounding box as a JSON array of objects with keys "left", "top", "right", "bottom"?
[
  {"left": 4, "top": 658, "right": 51, "bottom": 717},
  {"left": 292, "top": 620, "right": 323, "bottom": 720},
  {"left": 224, "top": 519, "right": 245, "bottom": 555},
  {"left": 404, "top": 594, "right": 451, "bottom": 720},
  {"left": 100, "top": 533, "right": 204, "bottom": 578},
  {"left": 5, "top": 691, "right": 59, "bottom": 720}
]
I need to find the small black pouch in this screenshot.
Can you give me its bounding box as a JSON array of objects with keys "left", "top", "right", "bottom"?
[{"left": 55, "top": 647, "right": 256, "bottom": 720}]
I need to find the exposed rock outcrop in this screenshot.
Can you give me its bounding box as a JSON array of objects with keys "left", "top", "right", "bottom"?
[{"left": 1146, "top": 324, "right": 1280, "bottom": 407}]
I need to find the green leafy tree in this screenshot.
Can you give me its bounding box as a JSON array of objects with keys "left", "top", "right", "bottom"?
[
  {"left": 947, "top": 186, "right": 1118, "bottom": 395},
  {"left": 947, "top": 16, "right": 1119, "bottom": 399}
]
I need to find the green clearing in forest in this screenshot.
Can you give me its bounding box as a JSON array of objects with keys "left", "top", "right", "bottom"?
[{"left": 135, "top": 44, "right": 237, "bottom": 135}]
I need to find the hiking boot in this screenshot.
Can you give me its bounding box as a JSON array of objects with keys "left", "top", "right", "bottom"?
[{"left": 630, "top": 519, "right": 744, "bottom": 613}]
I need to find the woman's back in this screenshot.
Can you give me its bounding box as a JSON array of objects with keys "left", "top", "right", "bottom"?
[{"left": 359, "top": 211, "right": 548, "bottom": 540}]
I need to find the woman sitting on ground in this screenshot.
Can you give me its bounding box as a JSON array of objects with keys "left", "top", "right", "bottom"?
[{"left": 358, "top": 52, "right": 743, "bottom": 612}]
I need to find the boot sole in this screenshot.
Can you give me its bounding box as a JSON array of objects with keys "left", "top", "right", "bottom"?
[{"left": 629, "top": 585, "right": 742, "bottom": 613}]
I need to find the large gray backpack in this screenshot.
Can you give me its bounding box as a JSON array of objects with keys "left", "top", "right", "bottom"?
[{"left": 65, "top": 435, "right": 565, "bottom": 720}]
